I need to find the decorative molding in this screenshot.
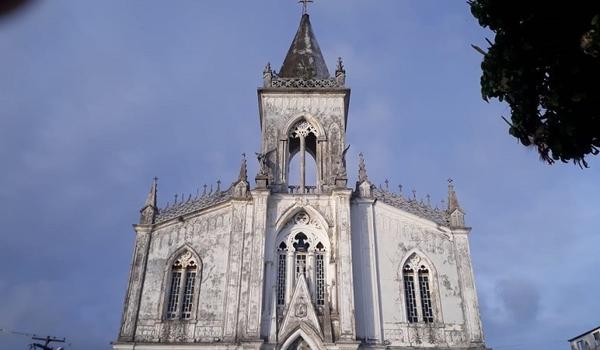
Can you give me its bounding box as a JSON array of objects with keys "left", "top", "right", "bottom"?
[{"left": 270, "top": 77, "right": 342, "bottom": 89}]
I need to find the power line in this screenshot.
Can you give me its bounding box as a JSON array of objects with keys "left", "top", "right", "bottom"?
[{"left": 0, "top": 328, "right": 71, "bottom": 349}]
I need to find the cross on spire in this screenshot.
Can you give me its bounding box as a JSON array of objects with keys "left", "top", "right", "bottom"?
[{"left": 298, "top": 0, "right": 314, "bottom": 15}]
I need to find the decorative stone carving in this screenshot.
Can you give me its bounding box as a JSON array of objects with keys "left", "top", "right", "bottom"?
[
  {"left": 278, "top": 274, "right": 323, "bottom": 341},
  {"left": 270, "top": 78, "right": 342, "bottom": 89},
  {"left": 295, "top": 300, "right": 308, "bottom": 317},
  {"left": 294, "top": 212, "right": 310, "bottom": 225},
  {"left": 256, "top": 149, "right": 276, "bottom": 177},
  {"left": 290, "top": 120, "right": 318, "bottom": 138},
  {"left": 173, "top": 251, "right": 197, "bottom": 269}
]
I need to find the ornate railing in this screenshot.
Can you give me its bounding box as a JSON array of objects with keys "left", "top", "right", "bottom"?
[
  {"left": 270, "top": 78, "right": 341, "bottom": 89},
  {"left": 288, "top": 185, "right": 319, "bottom": 194}
]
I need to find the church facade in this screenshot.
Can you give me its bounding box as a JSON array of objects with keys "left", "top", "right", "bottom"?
[{"left": 114, "top": 12, "right": 488, "bottom": 350}]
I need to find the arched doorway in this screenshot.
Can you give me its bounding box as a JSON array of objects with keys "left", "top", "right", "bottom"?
[
  {"left": 280, "top": 328, "right": 323, "bottom": 350},
  {"left": 287, "top": 336, "right": 312, "bottom": 350}
]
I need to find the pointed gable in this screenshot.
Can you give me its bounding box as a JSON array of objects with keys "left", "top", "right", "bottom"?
[
  {"left": 279, "top": 14, "right": 330, "bottom": 79},
  {"left": 278, "top": 274, "right": 323, "bottom": 341}
]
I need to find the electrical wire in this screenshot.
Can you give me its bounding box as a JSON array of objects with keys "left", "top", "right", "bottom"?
[{"left": 0, "top": 327, "right": 71, "bottom": 348}]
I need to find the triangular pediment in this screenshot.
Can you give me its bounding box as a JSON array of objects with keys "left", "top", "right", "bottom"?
[{"left": 278, "top": 274, "right": 323, "bottom": 342}]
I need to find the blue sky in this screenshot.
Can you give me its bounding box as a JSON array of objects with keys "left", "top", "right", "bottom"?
[{"left": 1, "top": 1, "right": 599, "bottom": 349}]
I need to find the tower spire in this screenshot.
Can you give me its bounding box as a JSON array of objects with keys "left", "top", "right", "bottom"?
[{"left": 279, "top": 11, "right": 330, "bottom": 79}]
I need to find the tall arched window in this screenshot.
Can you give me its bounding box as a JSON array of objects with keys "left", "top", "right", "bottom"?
[
  {"left": 403, "top": 265, "right": 418, "bottom": 323},
  {"left": 402, "top": 254, "right": 435, "bottom": 324},
  {"left": 315, "top": 242, "right": 326, "bottom": 306},
  {"left": 418, "top": 266, "right": 434, "bottom": 323},
  {"left": 166, "top": 250, "right": 200, "bottom": 320},
  {"left": 277, "top": 242, "right": 287, "bottom": 306}
]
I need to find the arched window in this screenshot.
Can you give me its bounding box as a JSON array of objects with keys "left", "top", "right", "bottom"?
[
  {"left": 275, "top": 218, "right": 328, "bottom": 309},
  {"left": 402, "top": 254, "right": 435, "bottom": 324},
  {"left": 166, "top": 250, "right": 200, "bottom": 320}
]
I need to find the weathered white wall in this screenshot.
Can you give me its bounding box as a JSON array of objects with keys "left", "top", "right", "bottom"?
[
  {"left": 351, "top": 200, "right": 485, "bottom": 348},
  {"left": 133, "top": 203, "right": 242, "bottom": 343}
]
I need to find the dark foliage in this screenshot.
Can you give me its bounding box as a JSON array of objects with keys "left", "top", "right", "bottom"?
[
  {"left": 469, "top": 1, "right": 600, "bottom": 167},
  {"left": 0, "top": 0, "right": 34, "bottom": 17}
]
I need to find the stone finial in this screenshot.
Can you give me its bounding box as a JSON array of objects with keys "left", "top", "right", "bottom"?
[
  {"left": 398, "top": 184, "right": 403, "bottom": 196},
  {"left": 202, "top": 184, "right": 207, "bottom": 196},
  {"left": 355, "top": 153, "right": 373, "bottom": 198},
  {"left": 384, "top": 179, "right": 389, "bottom": 192},
  {"left": 447, "top": 178, "right": 460, "bottom": 212},
  {"left": 139, "top": 177, "right": 158, "bottom": 225},
  {"left": 358, "top": 153, "right": 369, "bottom": 183},
  {"left": 447, "top": 179, "right": 466, "bottom": 227},
  {"left": 263, "top": 62, "right": 273, "bottom": 87},
  {"left": 335, "top": 57, "right": 346, "bottom": 86},
  {"left": 216, "top": 180, "right": 221, "bottom": 193},
  {"left": 234, "top": 154, "right": 251, "bottom": 198},
  {"left": 239, "top": 154, "right": 248, "bottom": 182}
]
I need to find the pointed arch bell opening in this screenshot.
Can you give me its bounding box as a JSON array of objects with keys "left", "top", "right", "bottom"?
[{"left": 284, "top": 117, "right": 323, "bottom": 194}]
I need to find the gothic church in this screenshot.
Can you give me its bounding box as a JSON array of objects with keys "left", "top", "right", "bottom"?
[{"left": 114, "top": 10, "right": 488, "bottom": 350}]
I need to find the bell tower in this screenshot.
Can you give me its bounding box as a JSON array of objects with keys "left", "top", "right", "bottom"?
[{"left": 257, "top": 14, "right": 350, "bottom": 194}]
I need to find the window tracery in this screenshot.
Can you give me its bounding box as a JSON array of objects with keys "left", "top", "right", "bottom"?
[{"left": 289, "top": 120, "right": 318, "bottom": 138}]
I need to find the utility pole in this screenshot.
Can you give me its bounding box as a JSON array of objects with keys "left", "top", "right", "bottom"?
[{"left": 29, "top": 335, "right": 66, "bottom": 350}]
